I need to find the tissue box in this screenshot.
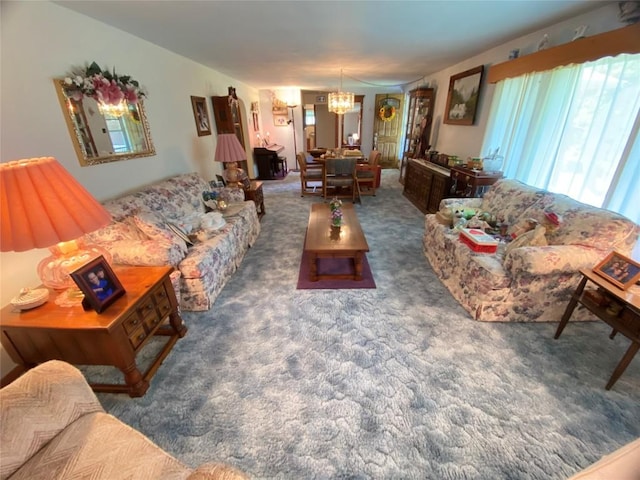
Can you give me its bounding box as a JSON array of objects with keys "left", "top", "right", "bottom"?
[{"left": 459, "top": 228, "right": 499, "bottom": 253}]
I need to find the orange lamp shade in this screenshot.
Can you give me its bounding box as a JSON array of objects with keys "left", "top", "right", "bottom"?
[{"left": 0, "top": 157, "right": 112, "bottom": 252}]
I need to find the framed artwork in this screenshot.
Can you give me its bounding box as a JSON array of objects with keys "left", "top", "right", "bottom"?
[
  {"left": 593, "top": 251, "right": 640, "bottom": 290},
  {"left": 443, "top": 65, "right": 484, "bottom": 126},
  {"left": 273, "top": 114, "right": 288, "bottom": 126},
  {"left": 241, "top": 175, "right": 252, "bottom": 190},
  {"left": 70, "top": 255, "right": 126, "bottom": 313},
  {"left": 190, "top": 96, "right": 211, "bottom": 136},
  {"left": 251, "top": 101, "right": 260, "bottom": 131}
]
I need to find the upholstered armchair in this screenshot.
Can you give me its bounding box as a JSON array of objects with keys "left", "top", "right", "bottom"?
[
  {"left": 298, "top": 152, "right": 324, "bottom": 196},
  {"left": 0, "top": 361, "right": 248, "bottom": 480}
]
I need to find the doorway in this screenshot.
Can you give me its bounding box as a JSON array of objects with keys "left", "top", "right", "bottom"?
[
  {"left": 302, "top": 91, "right": 364, "bottom": 150},
  {"left": 373, "top": 93, "right": 404, "bottom": 168}
]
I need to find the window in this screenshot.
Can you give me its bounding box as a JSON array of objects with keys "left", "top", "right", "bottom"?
[{"left": 481, "top": 54, "right": 640, "bottom": 225}]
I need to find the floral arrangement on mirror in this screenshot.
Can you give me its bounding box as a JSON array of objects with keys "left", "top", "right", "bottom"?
[
  {"left": 64, "top": 61, "right": 147, "bottom": 106},
  {"left": 329, "top": 197, "right": 343, "bottom": 227}
]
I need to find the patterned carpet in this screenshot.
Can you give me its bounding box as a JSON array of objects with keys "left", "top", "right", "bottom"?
[{"left": 95, "top": 170, "right": 639, "bottom": 479}]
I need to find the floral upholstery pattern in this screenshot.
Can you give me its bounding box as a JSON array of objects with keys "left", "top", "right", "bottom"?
[
  {"left": 83, "top": 173, "right": 260, "bottom": 311},
  {"left": 424, "top": 179, "right": 639, "bottom": 322}
]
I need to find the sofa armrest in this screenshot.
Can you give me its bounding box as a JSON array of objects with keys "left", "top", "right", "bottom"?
[
  {"left": 504, "top": 245, "right": 605, "bottom": 276},
  {"left": 0, "top": 361, "right": 103, "bottom": 479},
  {"left": 187, "top": 463, "right": 249, "bottom": 480},
  {"left": 438, "top": 197, "right": 483, "bottom": 211}
]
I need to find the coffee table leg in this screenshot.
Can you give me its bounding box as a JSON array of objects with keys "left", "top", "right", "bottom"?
[
  {"left": 354, "top": 252, "right": 363, "bottom": 281},
  {"left": 309, "top": 253, "right": 318, "bottom": 281}
]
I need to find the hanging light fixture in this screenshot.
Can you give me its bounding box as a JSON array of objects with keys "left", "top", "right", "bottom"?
[{"left": 328, "top": 69, "right": 354, "bottom": 115}]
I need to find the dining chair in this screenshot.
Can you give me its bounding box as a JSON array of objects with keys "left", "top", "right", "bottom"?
[
  {"left": 356, "top": 150, "right": 381, "bottom": 196},
  {"left": 298, "top": 152, "right": 324, "bottom": 196},
  {"left": 323, "top": 157, "right": 358, "bottom": 202}
]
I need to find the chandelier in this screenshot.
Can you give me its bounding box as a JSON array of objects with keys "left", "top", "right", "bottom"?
[{"left": 328, "top": 69, "right": 354, "bottom": 115}]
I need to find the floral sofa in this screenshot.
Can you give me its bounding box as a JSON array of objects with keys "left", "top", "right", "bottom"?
[
  {"left": 0, "top": 360, "right": 248, "bottom": 479},
  {"left": 423, "top": 179, "right": 639, "bottom": 322},
  {"left": 84, "top": 173, "right": 260, "bottom": 311}
]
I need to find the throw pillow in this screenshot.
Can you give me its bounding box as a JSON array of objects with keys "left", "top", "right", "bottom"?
[
  {"left": 505, "top": 225, "right": 548, "bottom": 257},
  {"left": 133, "top": 212, "right": 188, "bottom": 254}
]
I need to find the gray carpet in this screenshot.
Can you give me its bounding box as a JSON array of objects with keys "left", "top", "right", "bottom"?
[{"left": 96, "top": 170, "right": 639, "bottom": 479}]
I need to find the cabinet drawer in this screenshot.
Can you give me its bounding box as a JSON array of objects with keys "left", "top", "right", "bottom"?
[
  {"left": 153, "top": 285, "right": 172, "bottom": 318},
  {"left": 137, "top": 296, "right": 157, "bottom": 323},
  {"left": 128, "top": 323, "right": 147, "bottom": 349},
  {"left": 123, "top": 312, "right": 144, "bottom": 335}
]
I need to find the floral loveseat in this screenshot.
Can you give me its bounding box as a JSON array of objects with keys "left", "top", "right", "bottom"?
[
  {"left": 84, "top": 173, "right": 260, "bottom": 311},
  {"left": 423, "top": 179, "right": 639, "bottom": 322},
  {"left": 0, "top": 360, "right": 248, "bottom": 479}
]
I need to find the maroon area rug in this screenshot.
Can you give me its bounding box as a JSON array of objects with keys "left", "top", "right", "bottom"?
[{"left": 296, "top": 251, "right": 376, "bottom": 290}]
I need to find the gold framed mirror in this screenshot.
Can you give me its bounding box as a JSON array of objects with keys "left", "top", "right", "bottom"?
[{"left": 54, "top": 79, "right": 155, "bottom": 166}]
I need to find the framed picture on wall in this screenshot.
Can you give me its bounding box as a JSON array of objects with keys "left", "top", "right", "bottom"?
[
  {"left": 190, "top": 96, "right": 212, "bottom": 136},
  {"left": 443, "top": 65, "right": 484, "bottom": 126}
]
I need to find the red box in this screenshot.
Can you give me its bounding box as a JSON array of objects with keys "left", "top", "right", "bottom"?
[{"left": 459, "top": 228, "right": 499, "bottom": 254}]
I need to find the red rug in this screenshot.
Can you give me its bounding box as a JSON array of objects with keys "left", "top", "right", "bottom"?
[{"left": 296, "top": 251, "right": 376, "bottom": 290}]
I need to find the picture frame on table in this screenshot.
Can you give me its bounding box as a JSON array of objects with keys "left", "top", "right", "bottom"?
[
  {"left": 70, "top": 255, "right": 126, "bottom": 313},
  {"left": 593, "top": 251, "right": 640, "bottom": 290},
  {"left": 241, "top": 176, "right": 252, "bottom": 190},
  {"left": 443, "top": 65, "right": 484, "bottom": 126},
  {"left": 190, "top": 96, "right": 212, "bottom": 136}
]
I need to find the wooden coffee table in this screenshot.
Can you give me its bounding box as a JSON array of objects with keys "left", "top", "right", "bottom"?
[{"left": 304, "top": 203, "right": 370, "bottom": 281}]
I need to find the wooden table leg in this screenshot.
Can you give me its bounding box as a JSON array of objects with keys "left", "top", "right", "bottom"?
[
  {"left": 309, "top": 253, "right": 318, "bottom": 281},
  {"left": 605, "top": 341, "right": 640, "bottom": 390},
  {"left": 354, "top": 252, "right": 364, "bottom": 281},
  {"left": 555, "top": 276, "right": 588, "bottom": 339}
]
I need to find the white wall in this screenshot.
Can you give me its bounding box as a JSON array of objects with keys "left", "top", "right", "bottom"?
[
  {"left": 0, "top": 1, "right": 259, "bottom": 375},
  {"left": 407, "top": 3, "right": 624, "bottom": 160}
]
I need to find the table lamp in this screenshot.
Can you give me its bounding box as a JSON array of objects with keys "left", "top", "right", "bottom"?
[
  {"left": 215, "top": 133, "right": 247, "bottom": 188},
  {"left": 1, "top": 157, "right": 113, "bottom": 300}
]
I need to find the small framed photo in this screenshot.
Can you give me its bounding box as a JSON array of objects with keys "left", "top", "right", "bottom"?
[
  {"left": 191, "top": 96, "right": 211, "bottom": 136},
  {"left": 443, "top": 65, "right": 484, "bottom": 126},
  {"left": 593, "top": 251, "right": 640, "bottom": 290},
  {"left": 71, "top": 256, "right": 126, "bottom": 313},
  {"left": 241, "top": 175, "right": 252, "bottom": 190}
]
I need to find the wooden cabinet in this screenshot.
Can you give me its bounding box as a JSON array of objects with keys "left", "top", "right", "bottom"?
[
  {"left": 449, "top": 166, "right": 503, "bottom": 198},
  {"left": 212, "top": 95, "right": 248, "bottom": 173},
  {"left": 400, "top": 88, "right": 435, "bottom": 184},
  {"left": 403, "top": 159, "right": 451, "bottom": 214}
]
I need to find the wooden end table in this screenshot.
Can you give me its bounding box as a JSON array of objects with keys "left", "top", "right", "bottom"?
[
  {"left": 555, "top": 268, "right": 640, "bottom": 390},
  {"left": 304, "top": 203, "right": 369, "bottom": 281},
  {"left": 0, "top": 265, "right": 187, "bottom": 397},
  {"left": 244, "top": 180, "right": 265, "bottom": 220}
]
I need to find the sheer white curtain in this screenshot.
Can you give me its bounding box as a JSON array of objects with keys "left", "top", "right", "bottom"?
[{"left": 481, "top": 54, "right": 640, "bottom": 226}]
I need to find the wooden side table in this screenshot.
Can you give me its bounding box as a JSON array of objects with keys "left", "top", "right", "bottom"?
[
  {"left": 0, "top": 266, "right": 187, "bottom": 397},
  {"left": 244, "top": 180, "right": 265, "bottom": 220},
  {"left": 555, "top": 268, "right": 640, "bottom": 390}
]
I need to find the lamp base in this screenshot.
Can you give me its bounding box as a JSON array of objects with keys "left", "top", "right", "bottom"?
[
  {"left": 222, "top": 162, "right": 245, "bottom": 188},
  {"left": 37, "top": 240, "right": 113, "bottom": 290}
]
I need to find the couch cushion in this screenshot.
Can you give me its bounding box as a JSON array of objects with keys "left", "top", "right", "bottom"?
[
  {"left": 10, "top": 412, "right": 191, "bottom": 480},
  {"left": 0, "top": 362, "right": 104, "bottom": 480},
  {"left": 514, "top": 192, "right": 639, "bottom": 253},
  {"left": 480, "top": 179, "right": 548, "bottom": 226}
]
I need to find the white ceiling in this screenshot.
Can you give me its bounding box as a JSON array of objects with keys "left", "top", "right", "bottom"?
[{"left": 54, "top": 0, "right": 607, "bottom": 91}]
